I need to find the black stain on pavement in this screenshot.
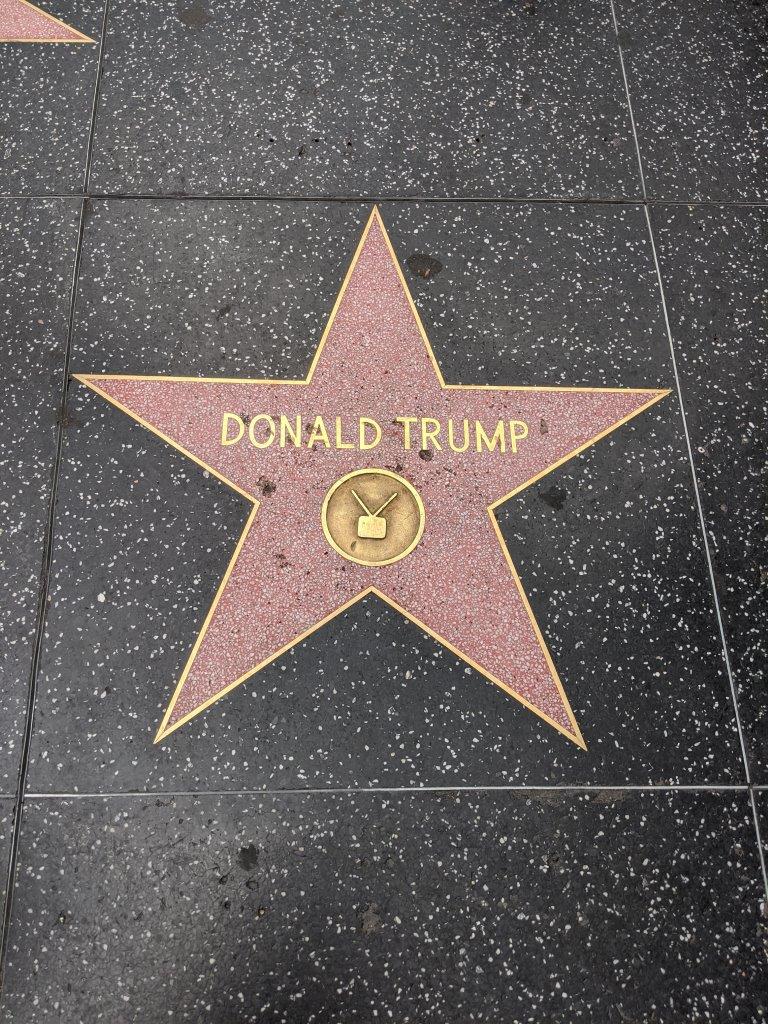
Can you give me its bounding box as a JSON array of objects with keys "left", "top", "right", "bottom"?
[
  {"left": 538, "top": 485, "right": 568, "bottom": 511},
  {"left": 237, "top": 843, "right": 260, "bottom": 871},
  {"left": 407, "top": 253, "right": 443, "bottom": 280},
  {"left": 176, "top": 1, "right": 213, "bottom": 30}
]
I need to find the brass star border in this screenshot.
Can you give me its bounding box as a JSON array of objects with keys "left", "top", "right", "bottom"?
[
  {"left": 0, "top": 0, "right": 94, "bottom": 42},
  {"left": 75, "top": 208, "right": 669, "bottom": 747}
]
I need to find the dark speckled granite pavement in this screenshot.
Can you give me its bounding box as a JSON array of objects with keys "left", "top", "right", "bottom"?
[
  {"left": 0, "top": 2, "right": 104, "bottom": 193},
  {"left": 1, "top": 1, "right": 767, "bottom": 1021},
  {"left": 0, "top": 200, "right": 79, "bottom": 797}
]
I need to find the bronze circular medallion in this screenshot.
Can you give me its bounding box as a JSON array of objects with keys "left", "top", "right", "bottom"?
[{"left": 321, "top": 468, "right": 425, "bottom": 567}]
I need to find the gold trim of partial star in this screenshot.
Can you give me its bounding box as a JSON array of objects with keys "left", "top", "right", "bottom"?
[
  {"left": 0, "top": 0, "right": 95, "bottom": 42},
  {"left": 73, "top": 206, "right": 671, "bottom": 749}
]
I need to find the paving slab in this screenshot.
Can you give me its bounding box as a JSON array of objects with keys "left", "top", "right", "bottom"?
[
  {"left": 0, "top": 1, "right": 102, "bottom": 194},
  {"left": 1, "top": 790, "right": 765, "bottom": 1023},
  {"left": 616, "top": 0, "right": 768, "bottom": 201},
  {"left": 24, "top": 200, "right": 743, "bottom": 791},
  {"left": 89, "top": 0, "right": 638, "bottom": 198}
]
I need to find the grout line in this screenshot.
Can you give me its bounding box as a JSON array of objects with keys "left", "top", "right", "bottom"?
[
  {"left": 20, "top": 785, "right": 750, "bottom": 799},
  {"left": 0, "top": 202, "right": 86, "bottom": 992},
  {"left": 0, "top": 193, "right": 644, "bottom": 205},
  {"left": 1, "top": 193, "right": 768, "bottom": 207},
  {"left": 82, "top": 0, "right": 111, "bottom": 195},
  {"left": 609, "top": 0, "right": 647, "bottom": 200}
]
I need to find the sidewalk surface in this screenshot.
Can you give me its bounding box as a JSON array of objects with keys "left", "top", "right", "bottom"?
[{"left": 0, "top": 1, "right": 766, "bottom": 1021}]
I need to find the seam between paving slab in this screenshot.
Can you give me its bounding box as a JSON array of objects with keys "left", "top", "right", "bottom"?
[
  {"left": 20, "top": 785, "right": 754, "bottom": 799},
  {"left": 4, "top": 194, "right": 768, "bottom": 206},
  {"left": 0, "top": 0, "right": 111, "bottom": 990}
]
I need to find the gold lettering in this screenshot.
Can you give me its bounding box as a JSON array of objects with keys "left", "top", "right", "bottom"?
[
  {"left": 359, "top": 417, "right": 382, "bottom": 450},
  {"left": 279, "top": 414, "right": 302, "bottom": 448},
  {"left": 476, "top": 420, "right": 506, "bottom": 453},
  {"left": 447, "top": 418, "right": 470, "bottom": 453},
  {"left": 395, "top": 416, "right": 418, "bottom": 450},
  {"left": 248, "top": 414, "right": 276, "bottom": 448},
  {"left": 307, "top": 415, "right": 331, "bottom": 448},
  {"left": 334, "top": 417, "right": 354, "bottom": 450},
  {"left": 221, "top": 413, "right": 245, "bottom": 446},
  {"left": 509, "top": 420, "right": 529, "bottom": 453},
  {"left": 421, "top": 417, "right": 443, "bottom": 451},
  {"left": 224, "top": 411, "right": 528, "bottom": 456}
]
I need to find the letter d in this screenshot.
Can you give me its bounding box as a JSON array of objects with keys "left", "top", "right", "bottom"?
[
  {"left": 221, "top": 413, "right": 245, "bottom": 446},
  {"left": 359, "top": 417, "right": 382, "bottom": 451}
]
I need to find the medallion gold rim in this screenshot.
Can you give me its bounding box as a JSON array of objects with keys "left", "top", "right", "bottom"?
[{"left": 321, "top": 467, "right": 426, "bottom": 567}]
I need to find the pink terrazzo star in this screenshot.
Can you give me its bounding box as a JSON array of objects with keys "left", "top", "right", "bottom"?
[
  {"left": 0, "top": 0, "right": 93, "bottom": 41},
  {"left": 76, "top": 208, "right": 669, "bottom": 747}
]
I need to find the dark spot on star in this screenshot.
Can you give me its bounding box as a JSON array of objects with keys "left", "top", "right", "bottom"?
[
  {"left": 539, "top": 417, "right": 549, "bottom": 435},
  {"left": 419, "top": 449, "right": 434, "bottom": 461},
  {"left": 258, "top": 476, "right": 277, "bottom": 497}
]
